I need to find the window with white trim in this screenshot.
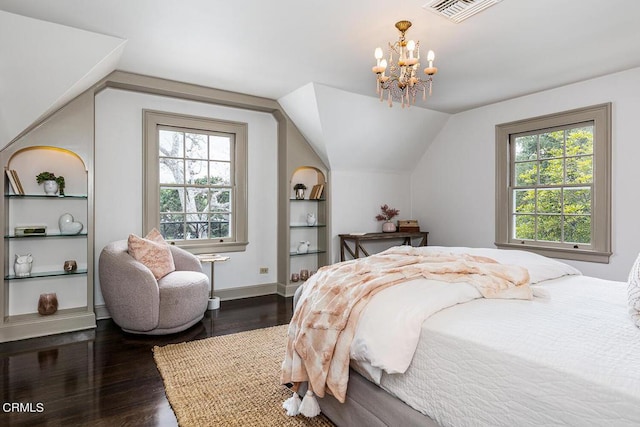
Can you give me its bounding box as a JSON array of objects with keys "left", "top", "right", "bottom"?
[
  {"left": 495, "top": 103, "right": 611, "bottom": 263},
  {"left": 144, "top": 110, "right": 248, "bottom": 253}
]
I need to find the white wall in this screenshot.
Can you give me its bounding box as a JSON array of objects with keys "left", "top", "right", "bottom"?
[
  {"left": 0, "top": 11, "right": 125, "bottom": 148},
  {"left": 94, "top": 88, "right": 278, "bottom": 305},
  {"left": 331, "top": 170, "right": 413, "bottom": 263},
  {"left": 279, "top": 83, "right": 450, "bottom": 172},
  {"left": 411, "top": 67, "right": 640, "bottom": 281}
]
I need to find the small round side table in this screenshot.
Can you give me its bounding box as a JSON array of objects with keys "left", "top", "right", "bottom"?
[{"left": 196, "top": 254, "right": 230, "bottom": 310}]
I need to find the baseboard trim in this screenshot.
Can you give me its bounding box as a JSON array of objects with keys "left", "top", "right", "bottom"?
[
  {"left": 95, "top": 304, "right": 111, "bottom": 320},
  {"left": 95, "top": 282, "right": 288, "bottom": 320},
  {"left": 277, "top": 282, "right": 302, "bottom": 297},
  {"left": 216, "top": 283, "right": 277, "bottom": 300}
]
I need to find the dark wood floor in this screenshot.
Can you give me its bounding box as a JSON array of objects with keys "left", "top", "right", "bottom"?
[{"left": 0, "top": 294, "right": 295, "bottom": 426}]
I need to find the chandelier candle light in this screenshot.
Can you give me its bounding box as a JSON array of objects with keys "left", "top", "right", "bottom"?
[{"left": 372, "top": 20, "right": 438, "bottom": 108}]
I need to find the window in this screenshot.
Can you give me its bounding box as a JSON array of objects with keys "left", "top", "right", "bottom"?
[
  {"left": 144, "top": 110, "right": 248, "bottom": 253},
  {"left": 495, "top": 103, "right": 611, "bottom": 263}
]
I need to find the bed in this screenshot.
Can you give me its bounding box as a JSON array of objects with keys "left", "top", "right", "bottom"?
[{"left": 288, "top": 246, "right": 640, "bottom": 427}]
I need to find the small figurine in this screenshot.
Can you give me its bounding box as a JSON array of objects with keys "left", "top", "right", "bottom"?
[{"left": 14, "top": 253, "right": 33, "bottom": 277}]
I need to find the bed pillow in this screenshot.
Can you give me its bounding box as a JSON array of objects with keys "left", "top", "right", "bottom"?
[
  {"left": 627, "top": 253, "right": 640, "bottom": 328},
  {"left": 413, "top": 246, "right": 582, "bottom": 284},
  {"left": 127, "top": 228, "right": 175, "bottom": 280}
]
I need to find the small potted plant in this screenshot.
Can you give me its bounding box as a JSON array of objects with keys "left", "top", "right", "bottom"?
[
  {"left": 36, "top": 171, "right": 65, "bottom": 196},
  {"left": 293, "top": 183, "right": 307, "bottom": 200},
  {"left": 375, "top": 204, "right": 400, "bottom": 232}
]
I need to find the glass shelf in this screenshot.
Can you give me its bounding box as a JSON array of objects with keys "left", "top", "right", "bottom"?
[
  {"left": 290, "top": 249, "right": 326, "bottom": 257},
  {"left": 289, "top": 224, "right": 326, "bottom": 228},
  {"left": 6, "top": 194, "right": 88, "bottom": 199},
  {"left": 5, "top": 269, "right": 88, "bottom": 281},
  {"left": 289, "top": 198, "right": 326, "bottom": 202},
  {"left": 5, "top": 232, "right": 88, "bottom": 239}
]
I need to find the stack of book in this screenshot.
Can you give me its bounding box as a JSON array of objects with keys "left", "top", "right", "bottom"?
[
  {"left": 5, "top": 169, "right": 25, "bottom": 195},
  {"left": 309, "top": 184, "right": 324, "bottom": 200},
  {"left": 398, "top": 219, "right": 420, "bottom": 232}
]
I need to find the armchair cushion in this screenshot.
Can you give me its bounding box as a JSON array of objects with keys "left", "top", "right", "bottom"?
[{"left": 127, "top": 229, "right": 175, "bottom": 280}]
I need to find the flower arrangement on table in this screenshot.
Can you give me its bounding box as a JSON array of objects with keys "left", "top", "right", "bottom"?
[{"left": 375, "top": 204, "right": 400, "bottom": 232}]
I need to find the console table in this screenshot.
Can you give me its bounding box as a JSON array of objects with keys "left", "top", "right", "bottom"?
[{"left": 339, "top": 231, "right": 428, "bottom": 261}]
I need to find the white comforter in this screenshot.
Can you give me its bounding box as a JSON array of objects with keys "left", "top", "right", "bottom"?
[
  {"left": 348, "top": 247, "right": 640, "bottom": 426},
  {"left": 350, "top": 246, "right": 581, "bottom": 382}
]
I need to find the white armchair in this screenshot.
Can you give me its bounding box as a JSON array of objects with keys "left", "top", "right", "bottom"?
[{"left": 99, "top": 240, "right": 209, "bottom": 335}]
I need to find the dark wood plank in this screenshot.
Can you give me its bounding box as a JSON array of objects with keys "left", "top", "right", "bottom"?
[{"left": 0, "top": 294, "right": 294, "bottom": 426}]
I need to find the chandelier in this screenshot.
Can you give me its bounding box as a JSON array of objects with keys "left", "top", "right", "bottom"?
[{"left": 372, "top": 20, "right": 438, "bottom": 108}]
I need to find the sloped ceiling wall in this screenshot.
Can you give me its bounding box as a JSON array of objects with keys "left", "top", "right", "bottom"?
[
  {"left": 0, "top": 11, "right": 126, "bottom": 148},
  {"left": 0, "top": 11, "right": 450, "bottom": 175},
  {"left": 279, "top": 83, "right": 450, "bottom": 172}
]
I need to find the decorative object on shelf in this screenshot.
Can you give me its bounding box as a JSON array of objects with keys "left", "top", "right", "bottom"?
[
  {"left": 306, "top": 213, "right": 317, "bottom": 226},
  {"left": 58, "top": 213, "right": 83, "bottom": 235},
  {"left": 63, "top": 260, "right": 78, "bottom": 272},
  {"left": 36, "top": 171, "right": 65, "bottom": 196},
  {"left": 14, "top": 253, "right": 33, "bottom": 277},
  {"left": 297, "top": 241, "right": 310, "bottom": 254},
  {"left": 300, "top": 269, "right": 309, "bottom": 281},
  {"left": 291, "top": 273, "right": 300, "bottom": 282},
  {"left": 14, "top": 225, "right": 47, "bottom": 236},
  {"left": 38, "top": 293, "right": 58, "bottom": 316},
  {"left": 376, "top": 204, "right": 400, "bottom": 233},
  {"left": 372, "top": 20, "right": 438, "bottom": 108},
  {"left": 293, "top": 183, "right": 307, "bottom": 200}
]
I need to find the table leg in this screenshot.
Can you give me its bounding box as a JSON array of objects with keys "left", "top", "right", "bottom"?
[{"left": 207, "top": 262, "right": 220, "bottom": 310}]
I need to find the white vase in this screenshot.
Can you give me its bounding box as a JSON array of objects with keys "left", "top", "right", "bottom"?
[
  {"left": 295, "top": 188, "right": 305, "bottom": 199},
  {"left": 297, "top": 241, "right": 310, "bottom": 254},
  {"left": 43, "top": 180, "right": 58, "bottom": 196},
  {"left": 382, "top": 221, "right": 396, "bottom": 233},
  {"left": 306, "top": 213, "right": 317, "bottom": 226}
]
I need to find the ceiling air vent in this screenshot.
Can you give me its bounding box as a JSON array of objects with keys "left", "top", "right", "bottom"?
[{"left": 422, "top": 0, "right": 503, "bottom": 23}]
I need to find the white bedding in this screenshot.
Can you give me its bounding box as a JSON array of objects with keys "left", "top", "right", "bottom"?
[{"left": 348, "top": 247, "right": 640, "bottom": 426}]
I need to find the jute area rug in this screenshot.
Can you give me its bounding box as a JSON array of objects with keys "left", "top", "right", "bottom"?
[{"left": 153, "top": 324, "right": 335, "bottom": 426}]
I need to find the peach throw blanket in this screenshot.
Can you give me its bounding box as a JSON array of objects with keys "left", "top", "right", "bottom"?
[{"left": 281, "top": 247, "right": 532, "bottom": 403}]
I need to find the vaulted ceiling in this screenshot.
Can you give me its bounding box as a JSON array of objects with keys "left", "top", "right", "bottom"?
[{"left": 1, "top": 0, "right": 640, "bottom": 170}]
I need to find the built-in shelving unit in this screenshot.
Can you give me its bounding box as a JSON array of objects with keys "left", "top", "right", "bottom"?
[
  {"left": 277, "top": 118, "right": 331, "bottom": 297},
  {"left": 0, "top": 146, "right": 95, "bottom": 342},
  {"left": 288, "top": 167, "right": 328, "bottom": 289}
]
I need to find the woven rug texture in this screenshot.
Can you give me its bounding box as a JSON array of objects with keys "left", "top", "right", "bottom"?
[{"left": 153, "top": 324, "right": 334, "bottom": 426}]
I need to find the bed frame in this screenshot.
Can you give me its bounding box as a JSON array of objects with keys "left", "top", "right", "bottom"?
[
  {"left": 298, "top": 369, "right": 439, "bottom": 427},
  {"left": 293, "top": 286, "right": 440, "bottom": 427}
]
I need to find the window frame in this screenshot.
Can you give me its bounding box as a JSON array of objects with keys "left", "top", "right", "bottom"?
[
  {"left": 143, "top": 110, "right": 248, "bottom": 254},
  {"left": 495, "top": 103, "right": 611, "bottom": 263}
]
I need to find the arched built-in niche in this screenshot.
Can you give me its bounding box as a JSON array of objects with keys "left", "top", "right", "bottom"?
[
  {"left": 287, "top": 166, "right": 328, "bottom": 290},
  {"left": 8, "top": 146, "right": 88, "bottom": 196},
  {"left": 1, "top": 145, "right": 93, "bottom": 341}
]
